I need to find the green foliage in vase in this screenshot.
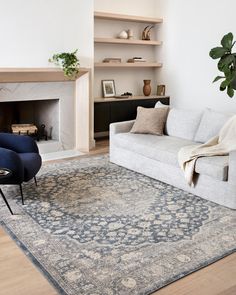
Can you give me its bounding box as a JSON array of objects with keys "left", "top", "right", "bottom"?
[
  {"left": 49, "top": 49, "right": 80, "bottom": 78},
  {"left": 209, "top": 32, "right": 236, "bottom": 97}
]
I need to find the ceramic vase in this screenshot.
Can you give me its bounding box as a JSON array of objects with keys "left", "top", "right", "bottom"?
[{"left": 143, "top": 80, "right": 151, "bottom": 96}]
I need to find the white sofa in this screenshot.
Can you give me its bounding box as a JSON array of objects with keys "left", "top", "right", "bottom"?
[{"left": 110, "top": 108, "right": 236, "bottom": 209}]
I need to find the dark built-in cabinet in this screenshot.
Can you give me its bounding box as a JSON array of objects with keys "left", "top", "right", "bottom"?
[{"left": 94, "top": 96, "right": 170, "bottom": 138}]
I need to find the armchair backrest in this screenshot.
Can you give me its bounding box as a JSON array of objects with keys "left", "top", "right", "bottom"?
[{"left": 0, "top": 133, "right": 39, "bottom": 154}]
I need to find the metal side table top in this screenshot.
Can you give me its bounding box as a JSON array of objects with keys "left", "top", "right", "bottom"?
[{"left": 0, "top": 168, "right": 13, "bottom": 215}]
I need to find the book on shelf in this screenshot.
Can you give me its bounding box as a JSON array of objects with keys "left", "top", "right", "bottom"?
[
  {"left": 127, "top": 57, "right": 147, "bottom": 63},
  {"left": 103, "top": 58, "right": 122, "bottom": 63}
]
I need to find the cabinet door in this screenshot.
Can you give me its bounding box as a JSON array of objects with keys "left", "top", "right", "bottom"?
[
  {"left": 94, "top": 103, "right": 110, "bottom": 132},
  {"left": 110, "top": 101, "right": 135, "bottom": 123},
  {"left": 132, "top": 99, "right": 161, "bottom": 110}
]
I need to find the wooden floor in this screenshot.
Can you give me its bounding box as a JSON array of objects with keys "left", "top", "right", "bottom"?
[{"left": 0, "top": 139, "right": 236, "bottom": 295}]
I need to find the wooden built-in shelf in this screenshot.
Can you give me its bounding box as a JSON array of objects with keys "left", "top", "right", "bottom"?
[
  {"left": 94, "top": 38, "right": 162, "bottom": 46},
  {"left": 94, "top": 11, "right": 163, "bottom": 24},
  {"left": 94, "top": 95, "right": 169, "bottom": 103},
  {"left": 94, "top": 62, "right": 162, "bottom": 68},
  {"left": 0, "top": 68, "right": 89, "bottom": 83}
]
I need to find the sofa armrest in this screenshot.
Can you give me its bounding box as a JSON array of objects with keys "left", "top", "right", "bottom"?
[
  {"left": 110, "top": 120, "right": 135, "bottom": 136},
  {"left": 0, "top": 133, "right": 39, "bottom": 154},
  {"left": 228, "top": 150, "right": 236, "bottom": 184},
  {"left": 0, "top": 147, "right": 24, "bottom": 184}
]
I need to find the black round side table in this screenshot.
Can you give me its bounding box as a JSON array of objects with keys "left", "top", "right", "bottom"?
[{"left": 0, "top": 168, "right": 13, "bottom": 215}]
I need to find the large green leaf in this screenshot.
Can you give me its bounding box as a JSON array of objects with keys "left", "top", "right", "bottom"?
[
  {"left": 213, "top": 76, "right": 225, "bottom": 83},
  {"left": 227, "top": 85, "right": 234, "bottom": 97},
  {"left": 220, "top": 79, "right": 230, "bottom": 90},
  {"left": 232, "top": 78, "right": 236, "bottom": 90},
  {"left": 209, "top": 47, "right": 228, "bottom": 59},
  {"left": 221, "top": 32, "right": 233, "bottom": 50},
  {"left": 218, "top": 55, "right": 235, "bottom": 72}
]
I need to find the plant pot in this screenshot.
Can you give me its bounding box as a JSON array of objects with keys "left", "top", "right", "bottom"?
[{"left": 143, "top": 80, "right": 151, "bottom": 96}]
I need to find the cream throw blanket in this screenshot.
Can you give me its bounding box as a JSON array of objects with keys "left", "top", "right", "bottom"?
[{"left": 178, "top": 114, "right": 236, "bottom": 186}]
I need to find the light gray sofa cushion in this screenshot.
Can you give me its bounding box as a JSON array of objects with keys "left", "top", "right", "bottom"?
[
  {"left": 166, "top": 108, "right": 202, "bottom": 141},
  {"left": 113, "top": 133, "right": 197, "bottom": 166},
  {"left": 195, "top": 156, "right": 229, "bottom": 181},
  {"left": 112, "top": 132, "right": 229, "bottom": 181},
  {"left": 194, "top": 108, "right": 232, "bottom": 143}
]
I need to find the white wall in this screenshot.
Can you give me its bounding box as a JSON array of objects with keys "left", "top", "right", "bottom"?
[
  {"left": 0, "top": 0, "right": 93, "bottom": 68},
  {"left": 95, "top": 0, "right": 158, "bottom": 17},
  {"left": 156, "top": 0, "right": 236, "bottom": 112}
]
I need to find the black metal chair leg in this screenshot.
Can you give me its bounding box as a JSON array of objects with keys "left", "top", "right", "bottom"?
[
  {"left": 19, "top": 184, "right": 24, "bottom": 205},
  {"left": 34, "top": 176, "right": 38, "bottom": 187},
  {"left": 0, "top": 188, "right": 13, "bottom": 215}
]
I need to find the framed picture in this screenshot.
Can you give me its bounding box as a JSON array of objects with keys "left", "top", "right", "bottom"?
[
  {"left": 102, "top": 80, "right": 116, "bottom": 98},
  {"left": 157, "top": 85, "right": 166, "bottom": 96}
]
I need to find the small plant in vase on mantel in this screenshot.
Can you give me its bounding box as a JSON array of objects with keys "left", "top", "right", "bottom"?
[{"left": 49, "top": 49, "right": 80, "bottom": 79}]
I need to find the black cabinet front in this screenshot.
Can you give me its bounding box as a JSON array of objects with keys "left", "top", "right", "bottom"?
[{"left": 94, "top": 97, "right": 170, "bottom": 136}]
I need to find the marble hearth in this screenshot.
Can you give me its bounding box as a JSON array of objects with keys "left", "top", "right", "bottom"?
[{"left": 0, "top": 68, "right": 92, "bottom": 156}]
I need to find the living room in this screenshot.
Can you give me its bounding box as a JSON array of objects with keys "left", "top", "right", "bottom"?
[{"left": 0, "top": 0, "right": 236, "bottom": 295}]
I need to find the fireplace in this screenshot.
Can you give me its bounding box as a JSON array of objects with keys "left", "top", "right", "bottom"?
[
  {"left": 0, "top": 99, "right": 59, "bottom": 141},
  {"left": 0, "top": 68, "right": 92, "bottom": 154}
]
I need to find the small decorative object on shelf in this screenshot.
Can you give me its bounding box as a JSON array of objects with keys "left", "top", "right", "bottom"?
[
  {"left": 123, "top": 92, "right": 133, "bottom": 96},
  {"left": 117, "top": 30, "right": 128, "bottom": 39},
  {"left": 157, "top": 84, "right": 166, "bottom": 96},
  {"left": 127, "top": 29, "right": 134, "bottom": 39},
  {"left": 127, "top": 57, "right": 147, "bottom": 63},
  {"left": 142, "top": 25, "right": 155, "bottom": 40},
  {"left": 115, "top": 92, "right": 133, "bottom": 98},
  {"left": 143, "top": 80, "right": 151, "bottom": 96},
  {"left": 48, "top": 49, "right": 80, "bottom": 78},
  {"left": 102, "top": 80, "right": 116, "bottom": 98},
  {"left": 103, "top": 58, "right": 122, "bottom": 63}
]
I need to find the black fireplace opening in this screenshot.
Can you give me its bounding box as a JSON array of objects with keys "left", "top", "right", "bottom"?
[{"left": 0, "top": 99, "right": 59, "bottom": 141}]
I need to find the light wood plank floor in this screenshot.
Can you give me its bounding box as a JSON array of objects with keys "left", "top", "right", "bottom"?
[{"left": 0, "top": 139, "right": 235, "bottom": 295}]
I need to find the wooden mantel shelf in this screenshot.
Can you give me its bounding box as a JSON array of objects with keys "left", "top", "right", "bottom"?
[{"left": 0, "top": 68, "right": 90, "bottom": 83}]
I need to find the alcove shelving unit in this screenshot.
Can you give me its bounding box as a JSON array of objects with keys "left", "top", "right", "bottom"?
[
  {"left": 94, "top": 11, "right": 168, "bottom": 138},
  {"left": 94, "top": 11, "right": 163, "bottom": 95}
]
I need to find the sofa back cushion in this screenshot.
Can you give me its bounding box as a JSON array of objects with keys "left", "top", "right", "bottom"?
[
  {"left": 165, "top": 108, "right": 202, "bottom": 140},
  {"left": 194, "top": 108, "right": 232, "bottom": 143}
]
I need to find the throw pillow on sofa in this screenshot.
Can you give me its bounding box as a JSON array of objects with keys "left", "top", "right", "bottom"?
[
  {"left": 155, "top": 101, "right": 169, "bottom": 109},
  {"left": 130, "top": 106, "right": 169, "bottom": 135},
  {"left": 194, "top": 108, "right": 232, "bottom": 143}
]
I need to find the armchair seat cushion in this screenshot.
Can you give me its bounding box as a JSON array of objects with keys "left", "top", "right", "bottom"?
[{"left": 18, "top": 153, "right": 42, "bottom": 182}]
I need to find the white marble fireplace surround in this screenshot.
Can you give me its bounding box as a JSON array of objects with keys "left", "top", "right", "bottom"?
[{"left": 0, "top": 68, "right": 92, "bottom": 156}]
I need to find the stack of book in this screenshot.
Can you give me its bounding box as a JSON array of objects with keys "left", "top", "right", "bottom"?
[
  {"left": 103, "top": 58, "right": 122, "bottom": 63},
  {"left": 127, "top": 57, "right": 147, "bottom": 63}
]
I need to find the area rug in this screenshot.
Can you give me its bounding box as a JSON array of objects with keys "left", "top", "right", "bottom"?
[{"left": 0, "top": 155, "right": 236, "bottom": 295}]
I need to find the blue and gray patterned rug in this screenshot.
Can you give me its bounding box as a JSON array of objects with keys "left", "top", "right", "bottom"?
[{"left": 0, "top": 155, "right": 236, "bottom": 295}]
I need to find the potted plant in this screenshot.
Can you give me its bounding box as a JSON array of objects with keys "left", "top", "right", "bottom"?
[
  {"left": 209, "top": 32, "right": 236, "bottom": 97},
  {"left": 49, "top": 49, "right": 80, "bottom": 78}
]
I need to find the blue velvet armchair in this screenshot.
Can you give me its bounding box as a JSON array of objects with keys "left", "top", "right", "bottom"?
[{"left": 0, "top": 133, "right": 42, "bottom": 210}]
